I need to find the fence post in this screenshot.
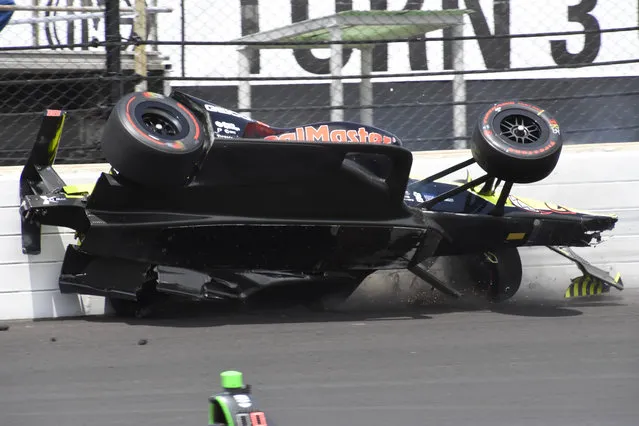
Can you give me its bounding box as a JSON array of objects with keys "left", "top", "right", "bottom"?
[
  {"left": 237, "top": 47, "right": 251, "bottom": 118},
  {"left": 104, "top": 0, "right": 122, "bottom": 104},
  {"left": 180, "top": 0, "right": 185, "bottom": 77},
  {"left": 31, "top": 0, "right": 40, "bottom": 46},
  {"left": 134, "top": 0, "right": 148, "bottom": 91},
  {"left": 329, "top": 24, "right": 344, "bottom": 122},
  {"left": 359, "top": 46, "right": 374, "bottom": 126},
  {"left": 451, "top": 17, "right": 467, "bottom": 150}
]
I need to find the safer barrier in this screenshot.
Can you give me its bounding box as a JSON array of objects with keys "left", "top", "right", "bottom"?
[
  {"left": 0, "top": 164, "right": 110, "bottom": 321},
  {"left": 1, "top": 143, "right": 637, "bottom": 321}
]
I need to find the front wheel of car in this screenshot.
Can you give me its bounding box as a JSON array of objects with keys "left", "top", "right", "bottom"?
[
  {"left": 471, "top": 101, "right": 563, "bottom": 183},
  {"left": 469, "top": 248, "right": 523, "bottom": 303}
]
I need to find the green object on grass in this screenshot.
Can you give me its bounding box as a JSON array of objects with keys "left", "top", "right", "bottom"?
[{"left": 221, "top": 370, "right": 244, "bottom": 389}]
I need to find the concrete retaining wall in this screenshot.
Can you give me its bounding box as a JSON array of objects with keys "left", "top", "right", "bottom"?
[
  {"left": 0, "top": 165, "right": 110, "bottom": 321},
  {"left": 1, "top": 143, "right": 637, "bottom": 321}
]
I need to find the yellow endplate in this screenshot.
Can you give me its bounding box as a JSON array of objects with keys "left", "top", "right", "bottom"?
[
  {"left": 63, "top": 184, "right": 95, "bottom": 197},
  {"left": 564, "top": 275, "right": 610, "bottom": 298}
]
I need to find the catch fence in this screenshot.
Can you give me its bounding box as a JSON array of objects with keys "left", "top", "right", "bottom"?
[{"left": 0, "top": 0, "right": 638, "bottom": 165}]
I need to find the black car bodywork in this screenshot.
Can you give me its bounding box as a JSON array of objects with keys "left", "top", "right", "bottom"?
[{"left": 18, "top": 91, "right": 624, "bottom": 315}]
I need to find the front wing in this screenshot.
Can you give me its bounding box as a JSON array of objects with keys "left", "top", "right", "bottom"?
[{"left": 549, "top": 246, "right": 624, "bottom": 298}]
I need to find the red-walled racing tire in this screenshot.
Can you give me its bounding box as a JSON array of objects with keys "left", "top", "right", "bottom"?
[
  {"left": 471, "top": 101, "right": 563, "bottom": 183},
  {"left": 101, "top": 91, "right": 205, "bottom": 187}
]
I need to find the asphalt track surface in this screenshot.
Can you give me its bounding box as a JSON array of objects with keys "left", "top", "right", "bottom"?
[{"left": 1, "top": 285, "right": 638, "bottom": 426}]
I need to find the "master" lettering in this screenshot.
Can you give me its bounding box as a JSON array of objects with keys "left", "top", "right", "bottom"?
[{"left": 264, "top": 125, "right": 396, "bottom": 144}]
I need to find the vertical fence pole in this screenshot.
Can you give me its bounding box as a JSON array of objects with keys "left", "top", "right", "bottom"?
[
  {"left": 237, "top": 47, "right": 251, "bottom": 118},
  {"left": 105, "top": 0, "right": 122, "bottom": 104},
  {"left": 359, "top": 46, "right": 374, "bottom": 126},
  {"left": 81, "top": 0, "right": 89, "bottom": 50},
  {"left": 240, "top": 0, "right": 260, "bottom": 74},
  {"left": 451, "top": 17, "right": 467, "bottom": 149},
  {"left": 66, "top": 0, "right": 75, "bottom": 49},
  {"left": 181, "top": 0, "right": 185, "bottom": 77},
  {"left": 31, "top": 0, "right": 40, "bottom": 46},
  {"left": 150, "top": 0, "right": 159, "bottom": 52},
  {"left": 134, "top": 0, "right": 148, "bottom": 91},
  {"left": 329, "top": 25, "right": 344, "bottom": 122}
]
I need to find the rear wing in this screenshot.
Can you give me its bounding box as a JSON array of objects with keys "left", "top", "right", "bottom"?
[
  {"left": 19, "top": 109, "right": 67, "bottom": 195},
  {"left": 19, "top": 110, "right": 89, "bottom": 254}
]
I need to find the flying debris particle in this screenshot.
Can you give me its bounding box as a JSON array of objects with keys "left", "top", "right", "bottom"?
[
  {"left": 50, "top": 337, "right": 57, "bottom": 342},
  {"left": 138, "top": 339, "right": 148, "bottom": 346},
  {"left": 0, "top": 325, "right": 9, "bottom": 331}
]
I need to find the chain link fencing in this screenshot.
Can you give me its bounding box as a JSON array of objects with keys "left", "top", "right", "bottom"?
[
  {"left": 0, "top": 0, "right": 169, "bottom": 165},
  {"left": 0, "top": 0, "right": 638, "bottom": 166}
]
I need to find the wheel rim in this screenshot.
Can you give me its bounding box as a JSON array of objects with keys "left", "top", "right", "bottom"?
[
  {"left": 141, "top": 108, "right": 182, "bottom": 138},
  {"left": 498, "top": 113, "right": 542, "bottom": 145},
  {"left": 132, "top": 101, "right": 193, "bottom": 144}
]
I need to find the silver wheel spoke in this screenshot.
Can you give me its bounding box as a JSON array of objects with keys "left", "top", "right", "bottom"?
[{"left": 499, "top": 114, "right": 541, "bottom": 145}]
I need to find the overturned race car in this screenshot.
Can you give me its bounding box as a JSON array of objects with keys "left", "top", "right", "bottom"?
[{"left": 18, "top": 91, "right": 624, "bottom": 317}]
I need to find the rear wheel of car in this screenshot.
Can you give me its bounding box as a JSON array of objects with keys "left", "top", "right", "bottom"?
[
  {"left": 471, "top": 101, "right": 563, "bottom": 183},
  {"left": 101, "top": 91, "right": 206, "bottom": 187}
]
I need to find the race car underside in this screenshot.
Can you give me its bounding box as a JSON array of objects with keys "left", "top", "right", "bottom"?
[{"left": 18, "top": 110, "right": 623, "bottom": 312}]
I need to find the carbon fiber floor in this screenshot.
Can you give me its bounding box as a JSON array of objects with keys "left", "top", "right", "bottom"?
[{"left": 1, "top": 288, "right": 638, "bottom": 426}]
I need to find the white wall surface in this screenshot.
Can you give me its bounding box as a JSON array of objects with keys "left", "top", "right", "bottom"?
[
  {"left": 1, "top": 143, "right": 637, "bottom": 321},
  {"left": 0, "top": 165, "right": 110, "bottom": 321}
]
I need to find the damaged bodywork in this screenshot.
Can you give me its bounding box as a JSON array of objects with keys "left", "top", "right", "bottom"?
[{"left": 18, "top": 92, "right": 623, "bottom": 316}]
